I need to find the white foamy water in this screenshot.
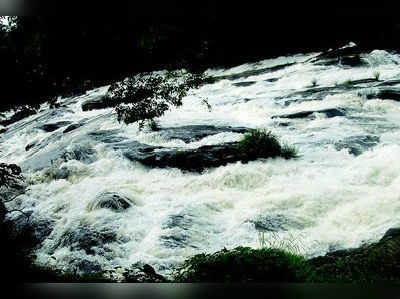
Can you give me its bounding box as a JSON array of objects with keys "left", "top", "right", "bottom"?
[{"left": 1, "top": 45, "right": 400, "bottom": 277}]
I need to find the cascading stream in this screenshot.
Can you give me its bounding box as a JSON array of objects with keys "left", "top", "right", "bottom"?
[{"left": 1, "top": 45, "right": 400, "bottom": 278}]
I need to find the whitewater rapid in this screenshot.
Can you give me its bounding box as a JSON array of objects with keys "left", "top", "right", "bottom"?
[{"left": 1, "top": 46, "right": 400, "bottom": 277}]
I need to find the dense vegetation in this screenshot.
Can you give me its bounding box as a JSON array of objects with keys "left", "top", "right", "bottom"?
[
  {"left": 238, "top": 129, "right": 298, "bottom": 160},
  {"left": 174, "top": 247, "right": 311, "bottom": 282},
  {"left": 175, "top": 241, "right": 400, "bottom": 283}
]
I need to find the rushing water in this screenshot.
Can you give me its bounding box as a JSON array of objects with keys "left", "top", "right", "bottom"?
[{"left": 1, "top": 44, "right": 400, "bottom": 277}]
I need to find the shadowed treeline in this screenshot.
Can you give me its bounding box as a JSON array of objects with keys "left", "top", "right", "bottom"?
[{"left": 0, "top": 6, "right": 399, "bottom": 111}]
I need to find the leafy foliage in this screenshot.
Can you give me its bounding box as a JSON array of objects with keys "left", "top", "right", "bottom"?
[
  {"left": 238, "top": 129, "right": 298, "bottom": 159},
  {"left": 174, "top": 246, "right": 311, "bottom": 282},
  {"left": 109, "top": 71, "right": 207, "bottom": 127}
]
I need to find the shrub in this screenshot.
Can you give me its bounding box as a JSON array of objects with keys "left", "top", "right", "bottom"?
[
  {"left": 238, "top": 129, "right": 298, "bottom": 159},
  {"left": 108, "top": 71, "right": 207, "bottom": 128},
  {"left": 174, "top": 246, "right": 312, "bottom": 282}
]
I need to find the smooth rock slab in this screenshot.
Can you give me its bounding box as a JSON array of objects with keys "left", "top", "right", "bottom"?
[{"left": 132, "top": 142, "right": 248, "bottom": 172}]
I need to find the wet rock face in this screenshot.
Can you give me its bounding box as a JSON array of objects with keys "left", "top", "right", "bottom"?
[
  {"left": 52, "top": 226, "right": 117, "bottom": 255},
  {"left": 366, "top": 88, "right": 400, "bottom": 101},
  {"left": 5, "top": 215, "right": 55, "bottom": 249},
  {"left": 87, "top": 192, "right": 133, "bottom": 212},
  {"left": 21, "top": 143, "right": 97, "bottom": 172},
  {"left": 157, "top": 125, "right": 250, "bottom": 143},
  {"left": 127, "top": 142, "right": 248, "bottom": 172},
  {"left": 334, "top": 135, "right": 380, "bottom": 156},
  {"left": 37, "top": 121, "right": 72, "bottom": 132},
  {"left": 232, "top": 81, "right": 257, "bottom": 87},
  {"left": 63, "top": 121, "right": 87, "bottom": 134}
]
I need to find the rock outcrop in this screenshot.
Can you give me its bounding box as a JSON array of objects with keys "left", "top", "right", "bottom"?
[{"left": 87, "top": 191, "right": 133, "bottom": 212}]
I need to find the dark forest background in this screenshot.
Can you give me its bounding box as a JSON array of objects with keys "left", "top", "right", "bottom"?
[{"left": 1, "top": 4, "right": 400, "bottom": 112}]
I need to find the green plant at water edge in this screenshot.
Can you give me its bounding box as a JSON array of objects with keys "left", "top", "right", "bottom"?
[
  {"left": 238, "top": 129, "right": 298, "bottom": 159},
  {"left": 174, "top": 246, "right": 312, "bottom": 282},
  {"left": 373, "top": 71, "right": 381, "bottom": 81}
]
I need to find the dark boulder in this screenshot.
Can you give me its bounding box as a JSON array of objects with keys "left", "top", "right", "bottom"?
[
  {"left": 87, "top": 192, "right": 133, "bottom": 212},
  {"left": 271, "top": 108, "right": 346, "bottom": 119},
  {"left": 130, "top": 142, "right": 248, "bottom": 172},
  {"left": 63, "top": 121, "right": 87, "bottom": 134},
  {"left": 37, "top": 121, "right": 72, "bottom": 132},
  {"left": 334, "top": 135, "right": 380, "bottom": 156},
  {"left": 340, "top": 55, "right": 366, "bottom": 67}
]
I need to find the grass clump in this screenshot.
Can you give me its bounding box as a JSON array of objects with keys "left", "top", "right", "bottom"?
[
  {"left": 373, "top": 71, "right": 381, "bottom": 81},
  {"left": 238, "top": 129, "right": 298, "bottom": 160},
  {"left": 174, "top": 246, "right": 311, "bottom": 282}
]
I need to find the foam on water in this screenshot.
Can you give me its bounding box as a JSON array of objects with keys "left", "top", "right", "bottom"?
[{"left": 2, "top": 47, "right": 400, "bottom": 277}]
